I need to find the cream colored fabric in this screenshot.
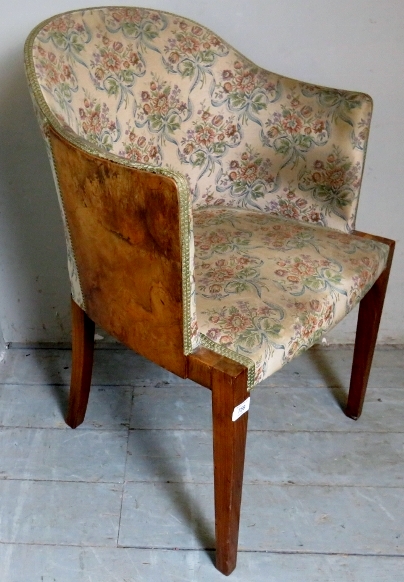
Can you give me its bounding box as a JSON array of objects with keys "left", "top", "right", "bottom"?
[
  {"left": 30, "top": 7, "right": 371, "bottom": 232},
  {"left": 194, "top": 208, "right": 389, "bottom": 385}
]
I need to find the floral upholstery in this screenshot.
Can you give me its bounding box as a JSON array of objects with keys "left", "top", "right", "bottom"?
[
  {"left": 25, "top": 7, "right": 389, "bottom": 388},
  {"left": 194, "top": 208, "right": 388, "bottom": 385}
]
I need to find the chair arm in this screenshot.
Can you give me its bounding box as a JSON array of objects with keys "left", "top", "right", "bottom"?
[{"left": 47, "top": 125, "right": 189, "bottom": 377}]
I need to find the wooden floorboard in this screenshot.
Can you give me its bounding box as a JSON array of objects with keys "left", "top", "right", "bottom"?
[{"left": 0, "top": 346, "right": 403, "bottom": 581}]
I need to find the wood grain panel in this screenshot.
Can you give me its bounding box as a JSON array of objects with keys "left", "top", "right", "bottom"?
[{"left": 49, "top": 128, "right": 186, "bottom": 378}]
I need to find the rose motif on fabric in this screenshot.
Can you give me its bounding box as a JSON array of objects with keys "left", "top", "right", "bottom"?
[
  {"left": 286, "top": 299, "right": 334, "bottom": 360},
  {"left": 204, "top": 301, "right": 284, "bottom": 356},
  {"left": 33, "top": 46, "right": 79, "bottom": 127},
  {"left": 101, "top": 7, "right": 168, "bottom": 50},
  {"left": 259, "top": 222, "right": 318, "bottom": 251},
  {"left": 298, "top": 146, "right": 361, "bottom": 221},
  {"left": 264, "top": 188, "right": 325, "bottom": 225},
  {"left": 90, "top": 35, "right": 146, "bottom": 110},
  {"left": 134, "top": 77, "right": 189, "bottom": 147},
  {"left": 38, "top": 14, "right": 92, "bottom": 66},
  {"left": 77, "top": 95, "right": 119, "bottom": 150},
  {"left": 272, "top": 255, "right": 346, "bottom": 297},
  {"left": 216, "top": 145, "right": 276, "bottom": 209},
  {"left": 301, "top": 84, "right": 372, "bottom": 151},
  {"left": 163, "top": 18, "right": 228, "bottom": 91},
  {"left": 194, "top": 226, "right": 252, "bottom": 259},
  {"left": 179, "top": 104, "right": 242, "bottom": 180},
  {"left": 119, "top": 126, "right": 162, "bottom": 165},
  {"left": 265, "top": 89, "right": 330, "bottom": 167},
  {"left": 347, "top": 254, "right": 384, "bottom": 308},
  {"left": 212, "top": 59, "right": 280, "bottom": 126},
  {"left": 196, "top": 255, "right": 268, "bottom": 299}
]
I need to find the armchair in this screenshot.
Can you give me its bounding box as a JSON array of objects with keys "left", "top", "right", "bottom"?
[{"left": 25, "top": 7, "right": 394, "bottom": 575}]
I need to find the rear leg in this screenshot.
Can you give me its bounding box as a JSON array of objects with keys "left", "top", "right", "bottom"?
[{"left": 65, "top": 297, "right": 95, "bottom": 428}]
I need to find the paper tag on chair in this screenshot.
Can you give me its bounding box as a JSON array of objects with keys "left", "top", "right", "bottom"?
[{"left": 232, "top": 397, "right": 250, "bottom": 421}]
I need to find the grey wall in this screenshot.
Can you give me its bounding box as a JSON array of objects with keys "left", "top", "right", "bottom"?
[
  {"left": 0, "top": 0, "right": 403, "bottom": 344},
  {"left": 0, "top": 326, "right": 4, "bottom": 352}
]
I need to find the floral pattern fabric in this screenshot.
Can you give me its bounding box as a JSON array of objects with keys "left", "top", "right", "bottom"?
[
  {"left": 26, "top": 7, "right": 386, "bottom": 387},
  {"left": 30, "top": 7, "right": 372, "bottom": 232},
  {"left": 194, "top": 208, "right": 389, "bottom": 385}
]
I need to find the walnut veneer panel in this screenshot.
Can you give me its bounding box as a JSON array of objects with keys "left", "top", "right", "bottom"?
[{"left": 49, "top": 128, "right": 186, "bottom": 378}]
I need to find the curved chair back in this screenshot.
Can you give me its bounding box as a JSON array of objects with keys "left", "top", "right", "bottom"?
[{"left": 26, "top": 7, "right": 372, "bottom": 232}]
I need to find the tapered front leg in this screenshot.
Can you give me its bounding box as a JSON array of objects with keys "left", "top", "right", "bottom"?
[
  {"left": 65, "top": 297, "right": 95, "bottom": 428},
  {"left": 346, "top": 240, "right": 395, "bottom": 419},
  {"left": 212, "top": 360, "right": 249, "bottom": 576}
]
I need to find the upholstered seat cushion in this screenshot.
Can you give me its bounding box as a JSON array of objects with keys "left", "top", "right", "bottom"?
[{"left": 193, "top": 207, "right": 389, "bottom": 386}]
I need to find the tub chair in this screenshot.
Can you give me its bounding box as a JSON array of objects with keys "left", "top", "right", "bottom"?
[{"left": 25, "top": 7, "right": 394, "bottom": 575}]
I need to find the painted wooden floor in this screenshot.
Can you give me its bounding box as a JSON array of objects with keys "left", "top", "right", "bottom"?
[{"left": 0, "top": 345, "right": 403, "bottom": 581}]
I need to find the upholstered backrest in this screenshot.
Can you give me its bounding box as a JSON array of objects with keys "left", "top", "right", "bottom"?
[{"left": 28, "top": 7, "right": 372, "bottom": 232}]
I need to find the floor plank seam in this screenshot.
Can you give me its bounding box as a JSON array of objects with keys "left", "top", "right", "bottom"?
[
  {"left": 1, "top": 541, "right": 404, "bottom": 559},
  {"left": 1, "top": 425, "right": 403, "bottom": 434},
  {"left": 2, "top": 477, "right": 403, "bottom": 488},
  {"left": 0, "top": 478, "right": 124, "bottom": 484},
  {"left": 116, "top": 390, "right": 136, "bottom": 547},
  {"left": 120, "top": 479, "right": 404, "bottom": 489},
  {"left": 126, "top": 428, "right": 404, "bottom": 434},
  {"left": 114, "top": 545, "right": 404, "bottom": 557}
]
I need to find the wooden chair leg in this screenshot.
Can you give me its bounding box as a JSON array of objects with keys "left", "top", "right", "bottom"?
[
  {"left": 65, "top": 297, "right": 95, "bottom": 429},
  {"left": 346, "top": 243, "right": 395, "bottom": 420},
  {"left": 211, "top": 360, "right": 249, "bottom": 576}
]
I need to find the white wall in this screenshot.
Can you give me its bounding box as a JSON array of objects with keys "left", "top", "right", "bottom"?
[{"left": 0, "top": 0, "right": 403, "bottom": 343}]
